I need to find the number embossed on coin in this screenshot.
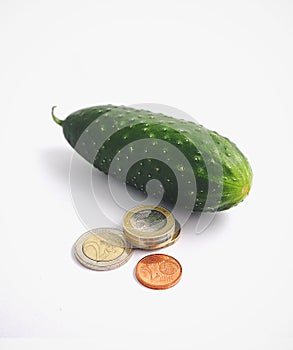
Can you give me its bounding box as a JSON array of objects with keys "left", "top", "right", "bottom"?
[
  {"left": 82, "top": 234, "right": 124, "bottom": 261},
  {"left": 135, "top": 254, "right": 182, "bottom": 289},
  {"left": 74, "top": 228, "right": 132, "bottom": 271}
]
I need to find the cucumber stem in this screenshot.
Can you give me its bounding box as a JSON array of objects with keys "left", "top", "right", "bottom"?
[{"left": 51, "top": 106, "right": 64, "bottom": 126}]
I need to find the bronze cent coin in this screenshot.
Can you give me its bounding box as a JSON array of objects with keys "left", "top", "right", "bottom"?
[{"left": 135, "top": 254, "right": 182, "bottom": 289}]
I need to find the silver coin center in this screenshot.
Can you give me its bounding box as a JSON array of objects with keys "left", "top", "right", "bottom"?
[{"left": 130, "top": 209, "right": 167, "bottom": 233}]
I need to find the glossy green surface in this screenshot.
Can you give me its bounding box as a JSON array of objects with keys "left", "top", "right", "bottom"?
[{"left": 53, "top": 105, "right": 252, "bottom": 211}]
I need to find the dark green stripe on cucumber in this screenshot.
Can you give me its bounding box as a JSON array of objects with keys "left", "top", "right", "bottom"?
[{"left": 52, "top": 105, "right": 252, "bottom": 211}]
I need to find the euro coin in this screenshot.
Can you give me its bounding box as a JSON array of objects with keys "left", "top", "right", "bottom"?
[
  {"left": 146, "top": 219, "right": 181, "bottom": 250},
  {"left": 135, "top": 254, "right": 182, "bottom": 289},
  {"left": 123, "top": 205, "right": 175, "bottom": 248},
  {"left": 74, "top": 228, "right": 133, "bottom": 271}
]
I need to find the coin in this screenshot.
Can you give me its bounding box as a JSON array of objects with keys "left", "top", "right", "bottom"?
[
  {"left": 74, "top": 228, "right": 133, "bottom": 271},
  {"left": 123, "top": 206, "right": 175, "bottom": 248},
  {"left": 135, "top": 254, "right": 182, "bottom": 289},
  {"left": 165, "top": 219, "right": 181, "bottom": 247},
  {"left": 146, "top": 219, "right": 181, "bottom": 250}
]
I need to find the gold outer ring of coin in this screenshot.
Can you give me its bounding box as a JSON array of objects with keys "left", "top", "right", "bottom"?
[
  {"left": 123, "top": 205, "right": 175, "bottom": 243},
  {"left": 74, "top": 228, "right": 133, "bottom": 271}
]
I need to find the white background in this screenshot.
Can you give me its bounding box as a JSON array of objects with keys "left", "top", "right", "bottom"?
[{"left": 0, "top": 0, "right": 292, "bottom": 349}]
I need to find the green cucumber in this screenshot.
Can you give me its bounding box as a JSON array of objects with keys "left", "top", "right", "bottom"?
[{"left": 52, "top": 104, "right": 252, "bottom": 211}]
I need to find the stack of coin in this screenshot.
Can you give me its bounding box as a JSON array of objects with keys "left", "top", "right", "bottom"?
[
  {"left": 122, "top": 205, "right": 180, "bottom": 250},
  {"left": 74, "top": 206, "right": 182, "bottom": 273}
]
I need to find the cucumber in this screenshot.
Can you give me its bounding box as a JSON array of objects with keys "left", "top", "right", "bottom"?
[{"left": 52, "top": 104, "right": 252, "bottom": 211}]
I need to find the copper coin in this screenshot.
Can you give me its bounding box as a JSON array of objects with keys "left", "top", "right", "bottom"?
[{"left": 135, "top": 254, "right": 182, "bottom": 290}]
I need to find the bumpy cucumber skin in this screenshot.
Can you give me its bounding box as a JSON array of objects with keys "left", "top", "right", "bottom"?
[{"left": 60, "top": 105, "right": 252, "bottom": 211}]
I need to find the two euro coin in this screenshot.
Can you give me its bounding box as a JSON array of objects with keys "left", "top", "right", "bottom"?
[{"left": 74, "top": 228, "right": 132, "bottom": 271}]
